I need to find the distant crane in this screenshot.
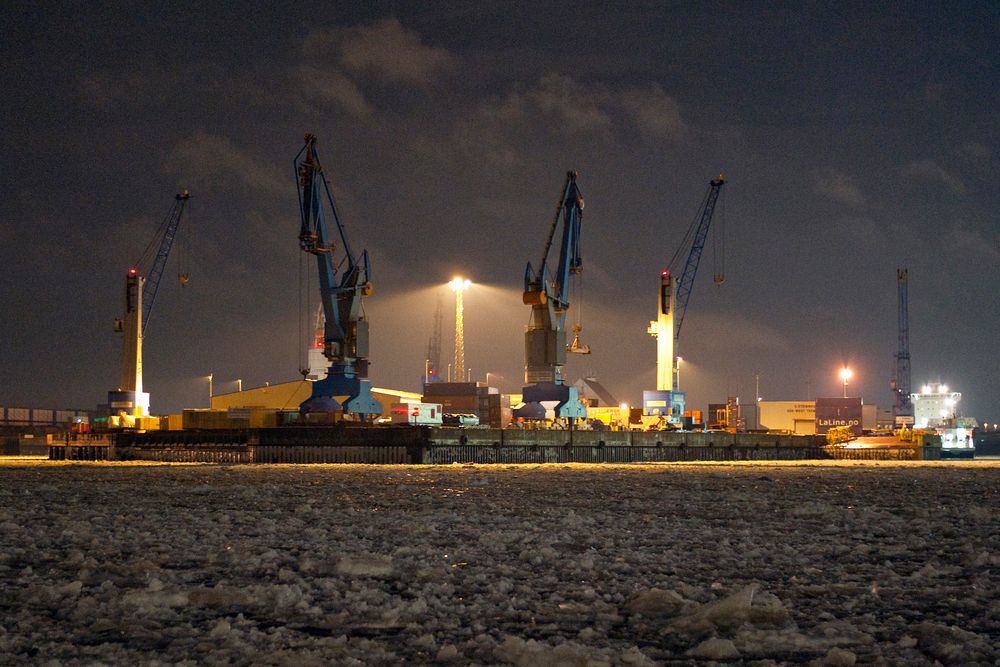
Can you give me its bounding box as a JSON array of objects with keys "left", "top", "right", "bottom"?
[
  {"left": 644, "top": 175, "right": 725, "bottom": 423},
  {"left": 424, "top": 295, "right": 443, "bottom": 385},
  {"left": 514, "top": 171, "right": 589, "bottom": 422},
  {"left": 295, "top": 134, "right": 381, "bottom": 418},
  {"left": 109, "top": 191, "right": 190, "bottom": 419},
  {"left": 890, "top": 268, "right": 914, "bottom": 424}
]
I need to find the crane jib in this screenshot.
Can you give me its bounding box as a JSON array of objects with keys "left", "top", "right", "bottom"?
[
  {"left": 672, "top": 177, "right": 724, "bottom": 344},
  {"left": 139, "top": 191, "right": 189, "bottom": 336}
]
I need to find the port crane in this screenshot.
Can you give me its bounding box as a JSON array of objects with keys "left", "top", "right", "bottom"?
[
  {"left": 644, "top": 175, "right": 725, "bottom": 423},
  {"left": 424, "top": 295, "right": 443, "bottom": 385},
  {"left": 515, "top": 171, "right": 589, "bottom": 421},
  {"left": 890, "top": 268, "right": 914, "bottom": 424},
  {"left": 108, "top": 191, "right": 190, "bottom": 420},
  {"left": 295, "top": 134, "right": 382, "bottom": 418}
]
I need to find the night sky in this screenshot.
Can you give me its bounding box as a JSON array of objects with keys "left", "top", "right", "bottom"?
[{"left": 3, "top": 2, "right": 998, "bottom": 422}]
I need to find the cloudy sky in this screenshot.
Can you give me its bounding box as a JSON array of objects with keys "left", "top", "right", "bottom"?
[{"left": 3, "top": 2, "right": 998, "bottom": 421}]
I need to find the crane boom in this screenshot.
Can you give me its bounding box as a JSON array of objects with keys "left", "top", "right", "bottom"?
[
  {"left": 673, "top": 176, "right": 724, "bottom": 344},
  {"left": 294, "top": 133, "right": 381, "bottom": 417},
  {"left": 139, "top": 192, "right": 189, "bottom": 334}
]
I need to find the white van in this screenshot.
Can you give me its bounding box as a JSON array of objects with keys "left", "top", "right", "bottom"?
[{"left": 389, "top": 402, "right": 443, "bottom": 426}]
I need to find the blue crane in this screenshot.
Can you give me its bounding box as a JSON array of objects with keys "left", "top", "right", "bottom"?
[
  {"left": 109, "top": 191, "right": 190, "bottom": 419},
  {"left": 516, "top": 171, "right": 588, "bottom": 421},
  {"left": 295, "top": 134, "right": 382, "bottom": 418}
]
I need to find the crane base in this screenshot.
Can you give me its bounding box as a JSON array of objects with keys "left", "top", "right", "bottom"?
[
  {"left": 518, "top": 382, "right": 587, "bottom": 420},
  {"left": 301, "top": 375, "right": 383, "bottom": 418}
]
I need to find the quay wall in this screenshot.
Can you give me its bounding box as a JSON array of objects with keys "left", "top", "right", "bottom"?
[
  {"left": 424, "top": 428, "right": 828, "bottom": 463},
  {"left": 46, "top": 427, "right": 845, "bottom": 463}
]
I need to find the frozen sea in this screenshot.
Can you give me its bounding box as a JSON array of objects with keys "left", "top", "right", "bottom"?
[{"left": 1, "top": 459, "right": 998, "bottom": 666}]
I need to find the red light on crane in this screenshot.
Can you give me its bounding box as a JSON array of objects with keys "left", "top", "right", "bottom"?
[
  {"left": 128, "top": 267, "right": 138, "bottom": 276},
  {"left": 661, "top": 269, "right": 669, "bottom": 277}
]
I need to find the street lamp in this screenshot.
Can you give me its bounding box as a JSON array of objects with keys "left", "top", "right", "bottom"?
[
  {"left": 206, "top": 373, "right": 214, "bottom": 406},
  {"left": 839, "top": 367, "right": 852, "bottom": 398},
  {"left": 236, "top": 378, "right": 242, "bottom": 392},
  {"left": 449, "top": 276, "right": 471, "bottom": 382},
  {"left": 675, "top": 356, "right": 683, "bottom": 390}
]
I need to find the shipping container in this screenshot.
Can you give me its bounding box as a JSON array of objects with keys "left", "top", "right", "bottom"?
[
  {"left": 31, "top": 408, "right": 54, "bottom": 425},
  {"left": 815, "top": 397, "right": 863, "bottom": 436},
  {"left": 135, "top": 416, "right": 161, "bottom": 431},
  {"left": 182, "top": 409, "right": 238, "bottom": 430}
]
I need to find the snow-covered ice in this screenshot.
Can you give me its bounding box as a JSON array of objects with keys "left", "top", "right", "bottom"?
[{"left": 0, "top": 459, "right": 997, "bottom": 665}]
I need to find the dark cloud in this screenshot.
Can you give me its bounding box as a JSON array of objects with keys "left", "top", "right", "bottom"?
[
  {"left": 296, "top": 65, "right": 373, "bottom": 118},
  {"left": 620, "top": 84, "right": 686, "bottom": 141},
  {"left": 171, "top": 132, "right": 285, "bottom": 195},
  {"left": 901, "top": 159, "right": 967, "bottom": 194},
  {"left": 331, "top": 18, "right": 456, "bottom": 85},
  {"left": 814, "top": 168, "right": 867, "bottom": 207}
]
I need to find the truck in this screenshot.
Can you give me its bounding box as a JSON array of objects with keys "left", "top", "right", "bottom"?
[{"left": 388, "top": 402, "right": 443, "bottom": 426}]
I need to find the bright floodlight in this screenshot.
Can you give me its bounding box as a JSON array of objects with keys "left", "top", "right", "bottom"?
[
  {"left": 839, "top": 367, "right": 852, "bottom": 398},
  {"left": 449, "top": 276, "right": 471, "bottom": 381}
]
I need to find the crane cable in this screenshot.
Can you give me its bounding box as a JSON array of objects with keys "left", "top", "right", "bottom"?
[
  {"left": 298, "top": 250, "right": 309, "bottom": 377},
  {"left": 135, "top": 201, "right": 174, "bottom": 273},
  {"left": 573, "top": 269, "right": 583, "bottom": 327},
  {"left": 178, "top": 196, "right": 191, "bottom": 287},
  {"left": 667, "top": 187, "right": 708, "bottom": 273},
  {"left": 713, "top": 187, "right": 726, "bottom": 285}
]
